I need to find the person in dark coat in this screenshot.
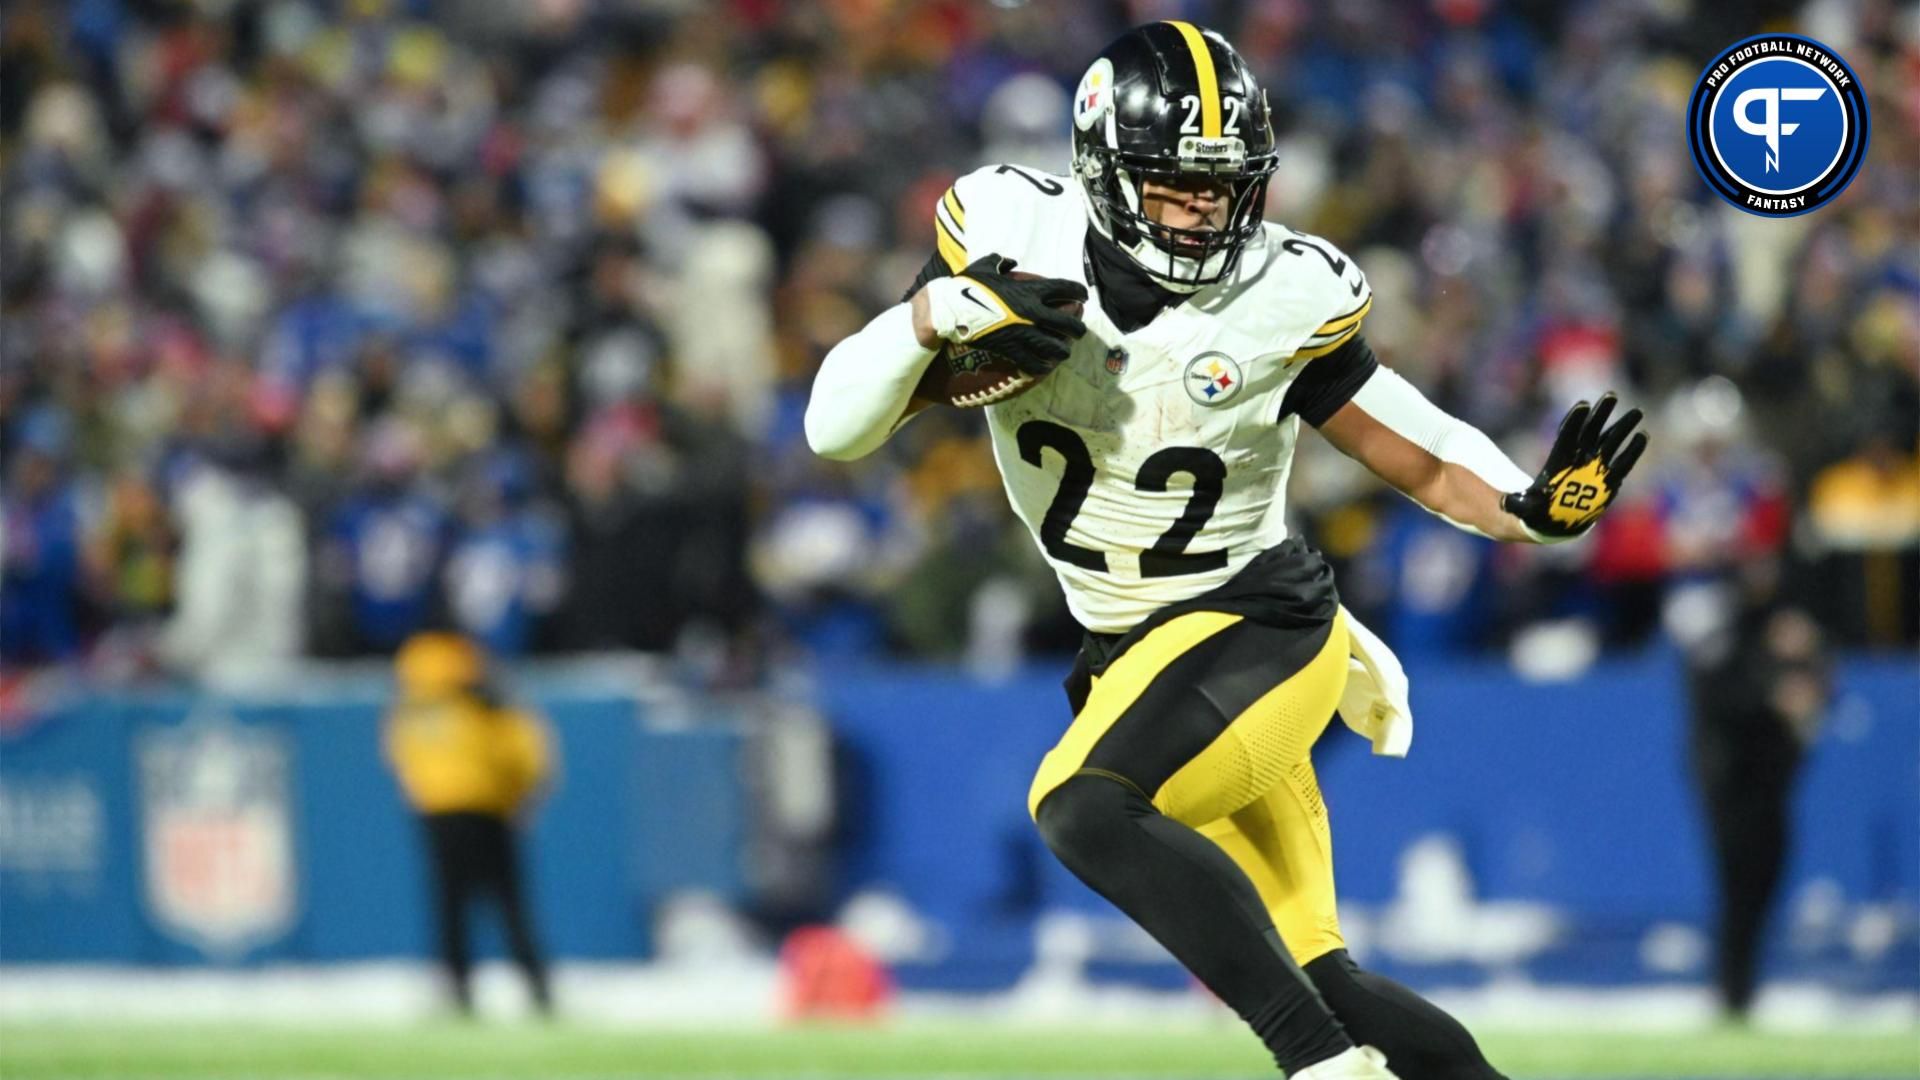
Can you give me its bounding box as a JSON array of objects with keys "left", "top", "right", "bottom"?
[{"left": 1687, "top": 558, "right": 1829, "bottom": 1018}]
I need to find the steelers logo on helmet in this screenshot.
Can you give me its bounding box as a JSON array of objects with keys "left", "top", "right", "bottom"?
[
  {"left": 1687, "top": 34, "right": 1869, "bottom": 218},
  {"left": 1074, "top": 58, "right": 1114, "bottom": 133}
]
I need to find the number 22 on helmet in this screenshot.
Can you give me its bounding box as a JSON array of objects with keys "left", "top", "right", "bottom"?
[{"left": 1070, "top": 22, "right": 1279, "bottom": 290}]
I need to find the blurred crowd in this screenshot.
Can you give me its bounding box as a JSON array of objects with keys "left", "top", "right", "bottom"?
[{"left": 2, "top": 0, "right": 1916, "bottom": 690}]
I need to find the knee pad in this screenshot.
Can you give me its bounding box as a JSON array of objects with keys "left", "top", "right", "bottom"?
[{"left": 1034, "top": 772, "right": 1145, "bottom": 866}]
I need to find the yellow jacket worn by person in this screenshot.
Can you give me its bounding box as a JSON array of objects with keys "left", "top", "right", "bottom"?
[{"left": 384, "top": 634, "right": 552, "bottom": 817}]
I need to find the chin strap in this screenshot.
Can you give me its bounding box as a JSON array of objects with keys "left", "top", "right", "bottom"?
[
  {"left": 1080, "top": 164, "right": 1226, "bottom": 291},
  {"left": 1130, "top": 234, "right": 1214, "bottom": 293}
]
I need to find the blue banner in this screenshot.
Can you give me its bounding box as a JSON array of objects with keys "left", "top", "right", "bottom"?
[
  {"left": 2, "top": 654, "right": 1913, "bottom": 994},
  {"left": 0, "top": 687, "right": 745, "bottom": 965}
]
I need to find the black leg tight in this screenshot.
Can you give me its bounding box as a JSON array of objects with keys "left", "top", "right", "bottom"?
[
  {"left": 1304, "top": 949, "right": 1506, "bottom": 1079},
  {"left": 1037, "top": 773, "right": 1352, "bottom": 1073}
]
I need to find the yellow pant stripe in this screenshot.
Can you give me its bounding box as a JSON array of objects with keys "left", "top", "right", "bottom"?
[
  {"left": 1151, "top": 609, "right": 1349, "bottom": 827},
  {"left": 1164, "top": 21, "right": 1221, "bottom": 138},
  {"left": 1027, "top": 611, "right": 1244, "bottom": 819},
  {"left": 934, "top": 215, "right": 967, "bottom": 272}
]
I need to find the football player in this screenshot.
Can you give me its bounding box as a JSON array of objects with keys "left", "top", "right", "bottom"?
[{"left": 807, "top": 21, "right": 1645, "bottom": 1080}]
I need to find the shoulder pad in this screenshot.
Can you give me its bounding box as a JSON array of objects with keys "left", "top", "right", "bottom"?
[
  {"left": 1278, "top": 227, "right": 1372, "bottom": 358},
  {"left": 1256, "top": 225, "right": 1373, "bottom": 360},
  {"left": 933, "top": 164, "right": 1080, "bottom": 274}
]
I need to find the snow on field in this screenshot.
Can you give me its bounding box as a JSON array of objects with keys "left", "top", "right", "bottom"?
[{"left": 0, "top": 962, "right": 1914, "bottom": 1034}]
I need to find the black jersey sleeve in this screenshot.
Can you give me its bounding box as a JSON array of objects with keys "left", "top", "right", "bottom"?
[
  {"left": 900, "top": 251, "right": 952, "bottom": 304},
  {"left": 1278, "top": 333, "right": 1380, "bottom": 427}
]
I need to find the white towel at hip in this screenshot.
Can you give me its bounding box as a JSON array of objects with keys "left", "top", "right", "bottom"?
[{"left": 1337, "top": 605, "right": 1412, "bottom": 758}]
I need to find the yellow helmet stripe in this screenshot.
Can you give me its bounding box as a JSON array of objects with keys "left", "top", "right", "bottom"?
[{"left": 1164, "top": 21, "right": 1221, "bottom": 138}]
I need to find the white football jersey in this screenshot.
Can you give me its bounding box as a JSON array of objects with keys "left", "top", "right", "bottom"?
[{"left": 933, "top": 164, "right": 1374, "bottom": 633}]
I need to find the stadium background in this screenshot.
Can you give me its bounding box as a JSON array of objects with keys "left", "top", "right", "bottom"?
[{"left": 1, "top": 0, "right": 1917, "bottom": 1076}]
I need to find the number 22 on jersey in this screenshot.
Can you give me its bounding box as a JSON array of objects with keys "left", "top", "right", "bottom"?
[{"left": 1018, "top": 420, "right": 1228, "bottom": 579}]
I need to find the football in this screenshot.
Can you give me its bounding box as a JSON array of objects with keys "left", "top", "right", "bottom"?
[{"left": 914, "top": 272, "right": 1084, "bottom": 409}]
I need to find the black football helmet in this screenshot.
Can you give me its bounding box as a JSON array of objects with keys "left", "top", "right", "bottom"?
[{"left": 1070, "top": 22, "right": 1278, "bottom": 290}]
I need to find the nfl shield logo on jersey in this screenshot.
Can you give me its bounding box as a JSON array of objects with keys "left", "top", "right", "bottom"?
[
  {"left": 139, "top": 709, "right": 298, "bottom": 959},
  {"left": 1184, "top": 352, "right": 1243, "bottom": 406},
  {"left": 1105, "top": 345, "right": 1129, "bottom": 376}
]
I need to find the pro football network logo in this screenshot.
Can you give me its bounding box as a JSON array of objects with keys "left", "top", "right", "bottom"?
[
  {"left": 1184, "top": 352, "right": 1242, "bottom": 406},
  {"left": 1687, "top": 34, "right": 1868, "bottom": 217}
]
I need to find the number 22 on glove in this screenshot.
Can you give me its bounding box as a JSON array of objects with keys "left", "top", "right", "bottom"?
[{"left": 1503, "top": 393, "right": 1648, "bottom": 542}]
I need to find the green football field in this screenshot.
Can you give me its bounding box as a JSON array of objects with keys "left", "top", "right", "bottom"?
[{"left": 1, "top": 1022, "right": 1916, "bottom": 1079}]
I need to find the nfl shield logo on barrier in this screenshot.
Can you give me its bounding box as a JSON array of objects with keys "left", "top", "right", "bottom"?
[{"left": 139, "top": 709, "right": 297, "bottom": 959}]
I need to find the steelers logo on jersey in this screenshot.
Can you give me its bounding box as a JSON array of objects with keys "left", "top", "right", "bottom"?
[{"left": 1184, "top": 352, "right": 1243, "bottom": 406}]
